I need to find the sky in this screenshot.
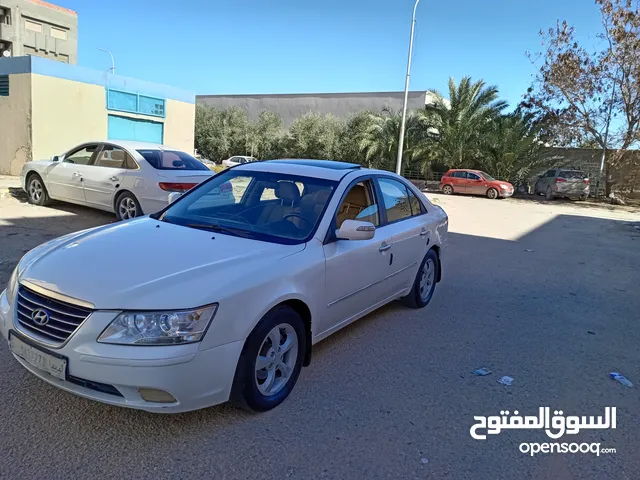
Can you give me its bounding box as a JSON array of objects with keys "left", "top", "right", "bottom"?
[{"left": 56, "top": 0, "right": 605, "bottom": 108}]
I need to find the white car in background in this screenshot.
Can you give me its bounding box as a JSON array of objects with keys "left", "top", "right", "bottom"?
[
  {"left": 2, "top": 160, "right": 448, "bottom": 413},
  {"left": 20, "top": 141, "right": 214, "bottom": 220},
  {"left": 222, "top": 155, "right": 257, "bottom": 168}
]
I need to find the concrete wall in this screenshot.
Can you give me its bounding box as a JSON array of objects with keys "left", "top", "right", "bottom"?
[
  {"left": 30, "top": 73, "right": 106, "bottom": 160},
  {"left": 197, "top": 91, "right": 428, "bottom": 127},
  {"left": 0, "top": 56, "right": 197, "bottom": 171},
  {"left": 0, "top": 72, "right": 31, "bottom": 175},
  {"left": 0, "top": 0, "right": 78, "bottom": 63},
  {"left": 163, "top": 98, "right": 196, "bottom": 151}
]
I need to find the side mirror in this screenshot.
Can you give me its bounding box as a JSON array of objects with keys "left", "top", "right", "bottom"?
[
  {"left": 168, "top": 192, "right": 182, "bottom": 204},
  {"left": 51, "top": 155, "right": 60, "bottom": 162},
  {"left": 336, "top": 220, "right": 376, "bottom": 241}
]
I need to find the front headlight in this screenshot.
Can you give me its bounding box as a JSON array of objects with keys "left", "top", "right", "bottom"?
[
  {"left": 500, "top": 184, "right": 510, "bottom": 190},
  {"left": 97, "top": 304, "right": 218, "bottom": 345},
  {"left": 6, "top": 265, "right": 19, "bottom": 305}
]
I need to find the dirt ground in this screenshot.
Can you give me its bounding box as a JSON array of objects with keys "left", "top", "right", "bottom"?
[{"left": 1, "top": 181, "right": 640, "bottom": 480}]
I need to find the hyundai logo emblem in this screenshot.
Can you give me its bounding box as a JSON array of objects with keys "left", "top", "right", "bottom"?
[{"left": 31, "top": 309, "right": 50, "bottom": 326}]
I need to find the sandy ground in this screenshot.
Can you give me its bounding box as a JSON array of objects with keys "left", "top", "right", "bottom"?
[{"left": 1, "top": 183, "right": 640, "bottom": 480}]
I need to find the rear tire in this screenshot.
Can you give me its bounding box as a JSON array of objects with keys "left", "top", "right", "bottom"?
[
  {"left": 231, "top": 306, "right": 306, "bottom": 412},
  {"left": 402, "top": 249, "right": 439, "bottom": 309},
  {"left": 115, "top": 191, "right": 142, "bottom": 221},
  {"left": 26, "top": 173, "right": 51, "bottom": 206},
  {"left": 442, "top": 185, "right": 454, "bottom": 195}
]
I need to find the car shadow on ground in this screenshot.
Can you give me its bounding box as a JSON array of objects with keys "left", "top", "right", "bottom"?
[
  {"left": 5, "top": 186, "right": 118, "bottom": 219},
  {"left": 1, "top": 213, "right": 640, "bottom": 479}
]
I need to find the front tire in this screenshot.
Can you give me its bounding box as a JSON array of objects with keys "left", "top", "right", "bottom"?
[
  {"left": 402, "top": 249, "right": 439, "bottom": 309},
  {"left": 486, "top": 188, "right": 499, "bottom": 200},
  {"left": 442, "top": 184, "right": 454, "bottom": 195},
  {"left": 545, "top": 187, "right": 554, "bottom": 201},
  {"left": 231, "top": 306, "right": 306, "bottom": 412},
  {"left": 115, "top": 192, "right": 142, "bottom": 221},
  {"left": 26, "top": 174, "right": 51, "bottom": 206}
]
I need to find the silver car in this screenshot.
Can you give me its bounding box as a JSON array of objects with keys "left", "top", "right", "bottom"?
[{"left": 534, "top": 168, "right": 590, "bottom": 200}]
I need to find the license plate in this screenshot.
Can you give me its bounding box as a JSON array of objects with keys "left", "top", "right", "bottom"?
[{"left": 9, "top": 334, "right": 67, "bottom": 381}]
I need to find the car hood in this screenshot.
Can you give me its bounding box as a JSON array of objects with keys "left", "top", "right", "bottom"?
[
  {"left": 19, "top": 218, "right": 304, "bottom": 310},
  {"left": 488, "top": 179, "right": 513, "bottom": 188}
]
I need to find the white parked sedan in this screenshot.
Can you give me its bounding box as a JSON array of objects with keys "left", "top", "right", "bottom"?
[
  {"left": 20, "top": 141, "right": 213, "bottom": 220},
  {"left": 222, "top": 155, "right": 257, "bottom": 167},
  {"left": 1, "top": 160, "right": 448, "bottom": 413}
]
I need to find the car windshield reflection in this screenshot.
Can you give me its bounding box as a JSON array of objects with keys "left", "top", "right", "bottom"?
[{"left": 160, "top": 170, "right": 337, "bottom": 244}]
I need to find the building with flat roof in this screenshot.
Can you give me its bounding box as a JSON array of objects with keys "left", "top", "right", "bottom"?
[
  {"left": 0, "top": 56, "right": 196, "bottom": 174},
  {"left": 196, "top": 91, "right": 433, "bottom": 127},
  {"left": 0, "top": 0, "right": 77, "bottom": 64}
]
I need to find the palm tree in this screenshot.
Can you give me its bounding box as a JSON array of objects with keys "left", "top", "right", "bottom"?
[
  {"left": 357, "top": 109, "right": 425, "bottom": 171},
  {"left": 480, "top": 110, "right": 549, "bottom": 183},
  {"left": 416, "top": 77, "right": 508, "bottom": 168}
]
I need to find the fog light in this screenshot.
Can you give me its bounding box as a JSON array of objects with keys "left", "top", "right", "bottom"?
[{"left": 138, "top": 388, "right": 176, "bottom": 403}]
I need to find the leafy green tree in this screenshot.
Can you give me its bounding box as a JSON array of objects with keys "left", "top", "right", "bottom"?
[
  {"left": 194, "top": 106, "right": 251, "bottom": 161},
  {"left": 417, "top": 77, "right": 508, "bottom": 168},
  {"left": 251, "top": 110, "right": 285, "bottom": 159},
  {"left": 286, "top": 113, "right": 344, "bottom": 159}
]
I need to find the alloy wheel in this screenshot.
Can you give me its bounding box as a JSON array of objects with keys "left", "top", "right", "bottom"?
[
  {"left": 419, "top": 258, "right": 435, "bottom": 301},
  {"left": 29, "top": 179, "right": 43, "bottom": 203},
  {"left": 255, "top": 324, "right": 299, "bottom": 396},
  {"left": 119, "top": 197, "right": 138, "bottom": 219}
]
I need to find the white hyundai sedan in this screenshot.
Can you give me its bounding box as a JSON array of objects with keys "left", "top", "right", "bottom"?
[
  {"left": 20, "top": 141, "right": 213, "bottom": 221},
  {"left": 1, "top": 160, "right": 448, "bottom": 413}
]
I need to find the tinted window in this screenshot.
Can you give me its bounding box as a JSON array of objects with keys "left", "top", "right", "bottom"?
[
  {"left": 94, "top": 146, "right": 127, "bottom": 168},
  {"left": 407, "top": 188, "right": 424, "bottom": 216},
  {"left": 559, "top": 170, "right": 587, "bottom": 179},
  {"left": 64, "top": 145, "right": 98, "bottom": 165},
  {"left": 452, "top": 171, "right": 468, "bottom": 179},
  {"left": 479, "top": 172, "right": 495, "bottom": 181},
  {"left": 336, "top": 181, "right": 379, "bottom": 228},
  {"left": 378, "top": 178, "right": 413, "bottom": 223},
  {"left": 138, "top": 150, "right": 209, "bottom": 171},
  {"left": 161, "top": 170, "right": 337, "bottom": 244},
  {"left": 467, "top": 173, "right": 481, "bottom": 180}
]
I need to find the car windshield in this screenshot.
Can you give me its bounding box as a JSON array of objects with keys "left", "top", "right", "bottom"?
[
  {"left": 138, "top": 149, "right": 210, "bottom": 171},
  {"left": 559, "top": 170, "right": 587, "bottom": 179},
  {"left": 160, "top": 170, "right": 337, "bottom": 244},
  {"left": 480, "top": 172, "right": 496, "bottom": 181}
]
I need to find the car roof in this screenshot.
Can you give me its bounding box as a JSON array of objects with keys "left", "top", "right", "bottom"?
[
  {"left": 448, "top": 168, "right": 483, "bottom": 173},
  {"left": 234, "top": 159, "right": 363, "bottom": 181},
  {"left": 78, "top": 140, "right": 184, "bottom": 151}
]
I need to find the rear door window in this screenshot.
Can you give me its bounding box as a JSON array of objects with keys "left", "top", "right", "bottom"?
[{"left": 138, "top": 150, "right": 209, "bottom": 171}]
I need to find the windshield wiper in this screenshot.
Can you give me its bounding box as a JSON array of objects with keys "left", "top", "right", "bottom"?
[{"left": 186, "top": 223, "right": 252, "bottom": 237}]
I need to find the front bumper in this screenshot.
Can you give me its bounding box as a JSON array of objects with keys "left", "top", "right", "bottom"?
[
  {"left": 499, "top": 188, "right": 514, "bottom": 198},
  {"left": 0, "top": 289, "right": 243, "bottom": 413}
]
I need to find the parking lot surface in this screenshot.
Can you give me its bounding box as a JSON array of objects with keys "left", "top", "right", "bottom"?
[{"left": 1, "top": 185, "right": 640, "bottom": 480}]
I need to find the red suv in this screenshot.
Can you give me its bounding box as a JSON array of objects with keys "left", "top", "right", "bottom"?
[{"left": 439, "top": 169, "right": 514, "bottom": 199}]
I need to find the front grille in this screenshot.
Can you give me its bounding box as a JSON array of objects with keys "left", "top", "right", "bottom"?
[{"left": 15, "top": 285, "right": 93, "bottom": 345}]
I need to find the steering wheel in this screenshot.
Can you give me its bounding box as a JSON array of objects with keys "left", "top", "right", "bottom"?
[{"left": 283, "top": 213, "right": 312, "bottom": 227}]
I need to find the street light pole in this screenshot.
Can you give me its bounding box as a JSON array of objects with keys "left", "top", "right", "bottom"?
[
  {"left": 98, "top": 48, "right": 115, "bottom": 74},
  {"left": 395, "top": 0, "right": 421, "bottom": 176}
]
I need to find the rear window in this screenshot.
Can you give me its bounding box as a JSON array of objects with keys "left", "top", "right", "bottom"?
[
  {"left": 137, "top": 150, "right": 209, "bottom": 171},
  {"left": 558, "top": 170, "right": 587, "bottom": 179}
]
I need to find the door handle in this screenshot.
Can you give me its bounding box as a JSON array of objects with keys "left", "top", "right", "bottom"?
[
  {"left": 420, "top": 229, "right": 429, "bottom": 237},
  {"left": 379, "top": 243, "right": 391, "bottom": 252},
  {"left": 73, "top": 172, "right": 82, "bottom": 177},
  {"left": 109, "top": 176, "right": 119, "bottom": 182}
]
